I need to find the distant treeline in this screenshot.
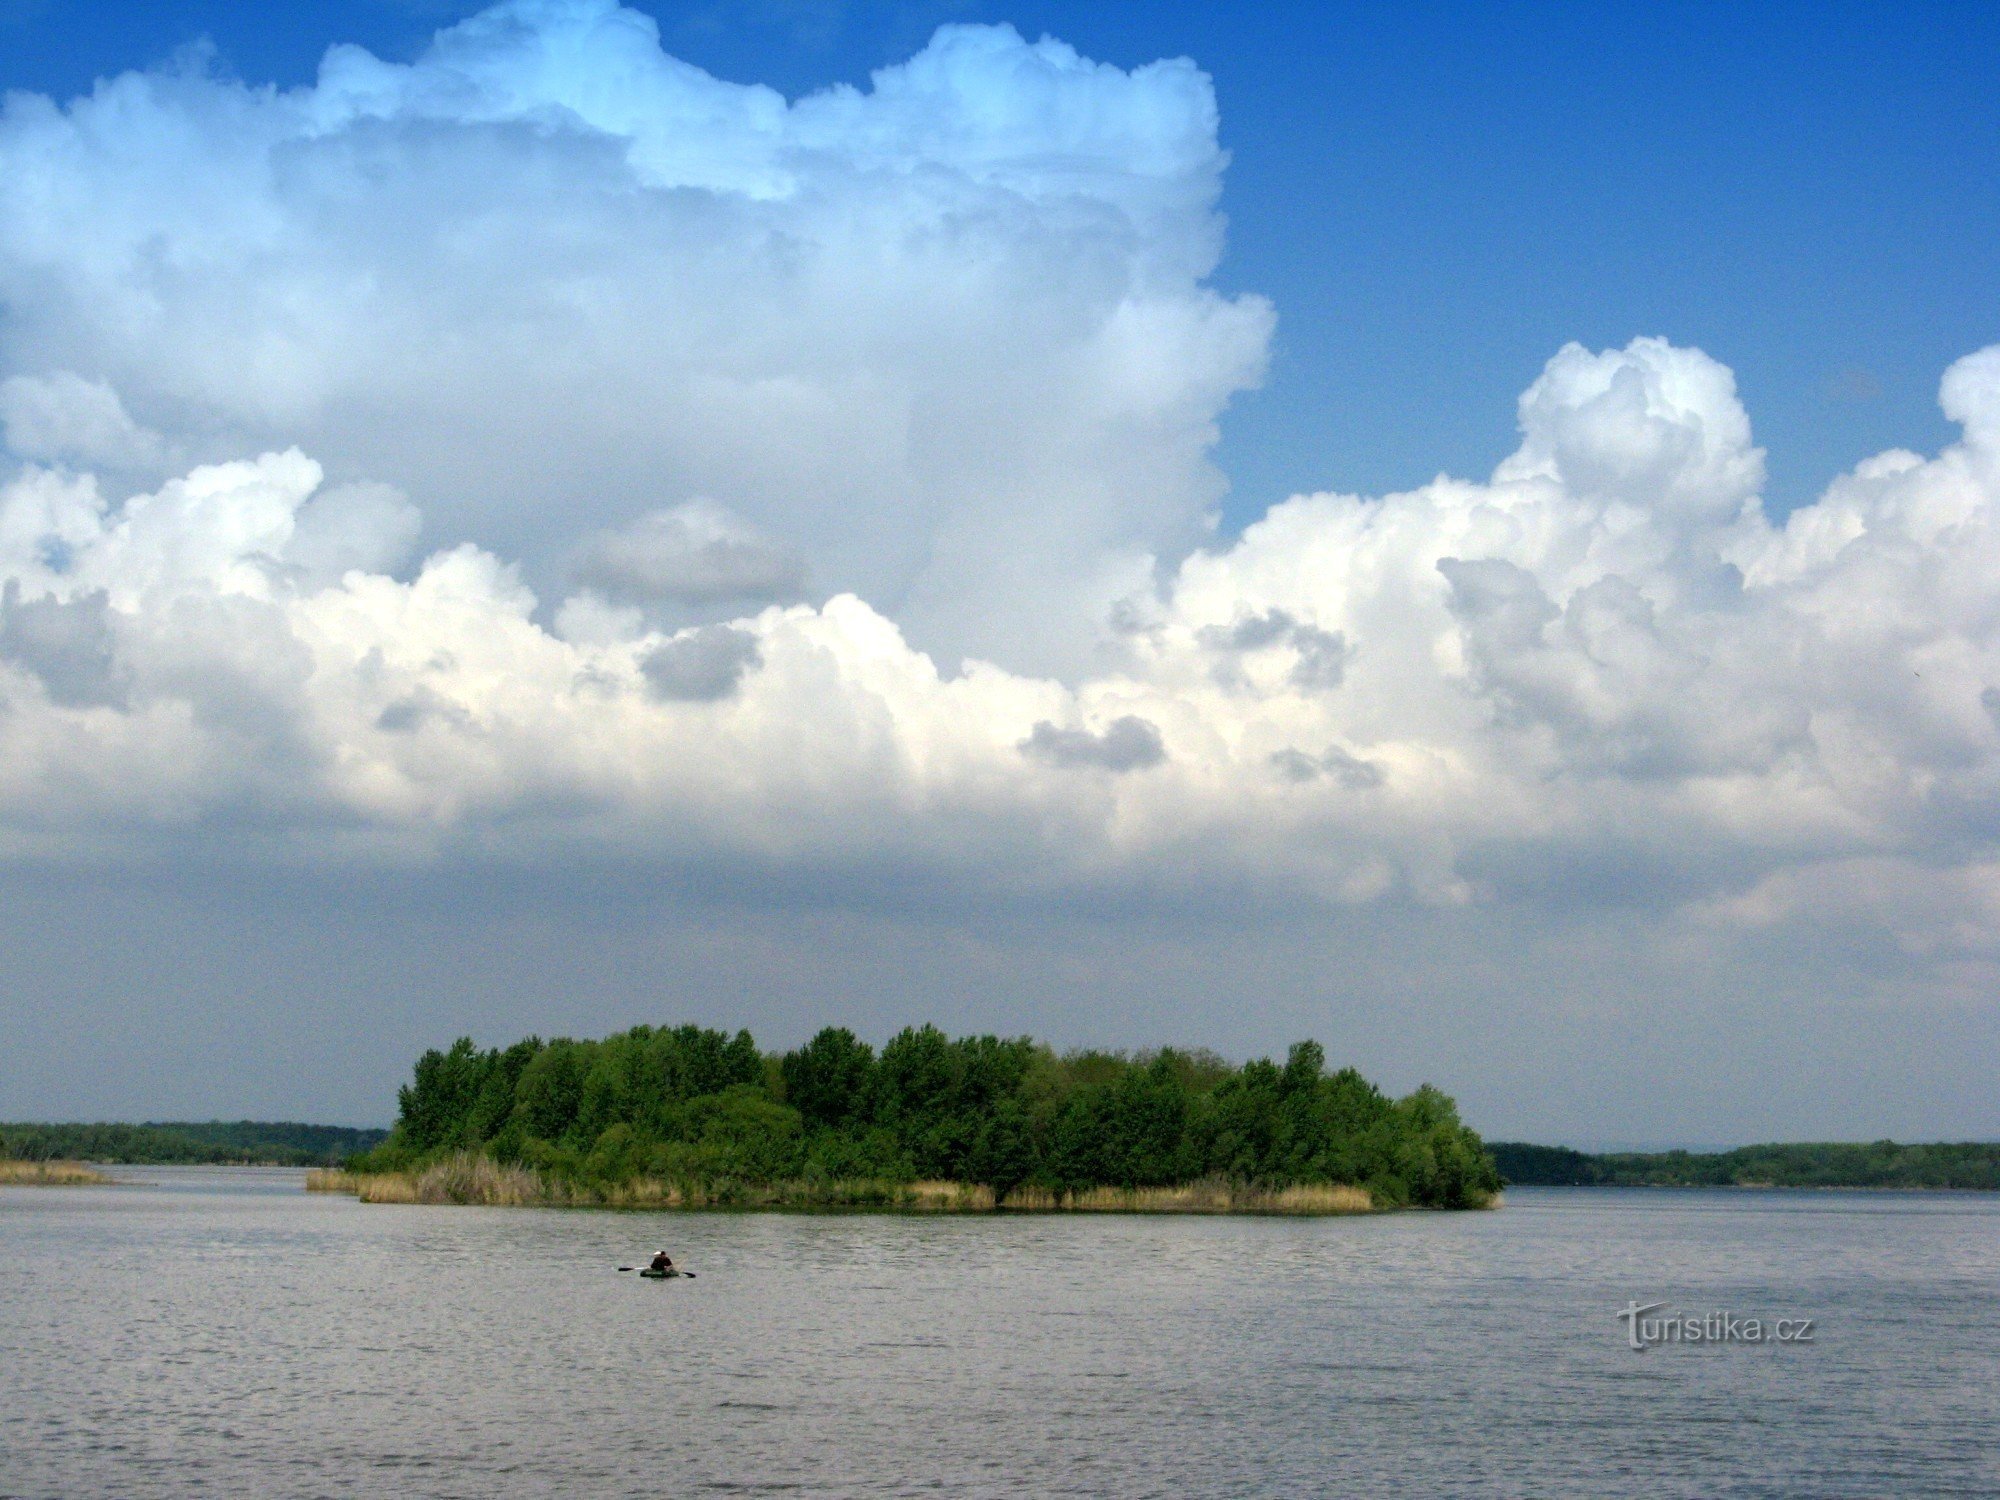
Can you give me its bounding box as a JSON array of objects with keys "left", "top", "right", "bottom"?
[
  {"left": 1490, "top": 1140, "right": 2000, "bottom": 1191},
  {"left": 360, "top": 1025, "right": 1501, "bottom": 1210},
  {"left": 0, "top": 1121, "right": 388, "bottom": 1166}
]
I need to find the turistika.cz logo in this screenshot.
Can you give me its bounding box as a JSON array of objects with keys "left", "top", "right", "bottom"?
[{"left": 1617, "top": 1301, "right": 1817, "bottom": 1350}]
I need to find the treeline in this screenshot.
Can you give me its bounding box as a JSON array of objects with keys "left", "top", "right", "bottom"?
[
  {"left": 360, "top": 1024, "right": 1501, "bottom": 1209},
  {"left": 1489, "top": 1140, "right": 2000, "bottom": 1190},
  {"left": 0, "top": 1121, "right": 388, "bottom": 1166}
]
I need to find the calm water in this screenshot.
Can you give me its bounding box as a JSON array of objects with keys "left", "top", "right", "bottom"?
[{"left": 2, "top": 1170, "right": 1997, "bottom": 1498}]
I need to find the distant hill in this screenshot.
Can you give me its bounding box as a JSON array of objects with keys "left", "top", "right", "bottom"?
[
  {"left": 0, "top": 1121, "right": 388, "bottom": 1166},
  {"left": 1489, "top": 1140, "right": 2000, "bottom": 1191}
]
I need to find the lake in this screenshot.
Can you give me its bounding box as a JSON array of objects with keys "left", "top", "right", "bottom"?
[{"left": 2, "top": 1169, "right": 1996, "bottom": 1497}]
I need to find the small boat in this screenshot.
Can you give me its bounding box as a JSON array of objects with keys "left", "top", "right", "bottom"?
[{"left": 638, "top": 1267, "right": 681, "bottom": 1279}]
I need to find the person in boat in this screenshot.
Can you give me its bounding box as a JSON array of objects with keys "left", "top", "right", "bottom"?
[{"left": 648, "top": 1250, "right": 674, "bottom": 1274}]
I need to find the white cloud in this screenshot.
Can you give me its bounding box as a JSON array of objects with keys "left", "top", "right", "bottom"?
[
  {"left": 0, "top": 334, "right": 1997, "bottom": 969},
  {"left": 0, "top": 2, "right": 1997, "bottom": 1004},
  {"left": 0, "top": 2, "right": 1269, "bottom": 671},
  {"left": 1495, "top": 336, "right": 1763, "bottom": 527}
]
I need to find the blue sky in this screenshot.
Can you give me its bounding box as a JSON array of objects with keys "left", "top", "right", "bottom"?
[
  {"left": 2, "top": 2, "right": 1998, "bottom": 1139},
  {"left": 3, "top": 1, "right": 1994, "bottom": 524}
]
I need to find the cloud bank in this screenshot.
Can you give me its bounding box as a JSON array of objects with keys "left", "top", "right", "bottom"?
[
  {"left": 1, "top": 1, "right": 1999, "bottom": 998},
  {"left": 4, "top": 327, "right": 2000, "bottom": 965},
  {"left": 0, "top": 0, "right": 1268, "bottom": 669}
]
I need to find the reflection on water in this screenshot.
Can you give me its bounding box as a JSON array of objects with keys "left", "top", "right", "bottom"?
[{"left": 2, "top": 1168, "right": 1997, "bottom": 1497}]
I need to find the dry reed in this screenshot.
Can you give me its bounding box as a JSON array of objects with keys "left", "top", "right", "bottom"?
[
  {"left": 338, "top": 1154, "right": 556, "bottom": 1205},
  {"left": 0, "top": 1159, "right": 111, "bottom": 1186},
  {"left": 903, "top": 1179, "right": 997, "bottom": 1211},
  {"left": 354, "top": 1173, "right": 421, "bottom": 1204},
  {"left": 320, "top": 1159, "right": 1376, "bottom": 1214}
]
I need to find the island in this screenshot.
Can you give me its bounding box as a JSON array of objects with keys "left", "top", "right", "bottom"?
[{"left": 316, "top": 1024, "right": 1501, "bottom": 1213}]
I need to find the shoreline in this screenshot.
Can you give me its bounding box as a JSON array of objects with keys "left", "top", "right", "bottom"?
[{"left": 307, "top": 1159, "right": 1412, "bottom": 1215}]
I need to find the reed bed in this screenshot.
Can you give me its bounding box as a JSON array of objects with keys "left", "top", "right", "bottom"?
[
  {"left": 328, "top": 1162, "right": 999, "bottom": 1211},
  {"left": 0, "top": 1159, "right": 111, "bottom": 1186},
  {"left": 324, "top": 1156, "right": 1378, "bottom": 1214},
  {"left": 905, "top": 1179, "right": 997, "bottom": 1211},
  {"left": 345, "top": 1155, "right": 557, "bottom": 1206},
  {"left": 354, "top": 1173, "right": 421, "bottom": 1204},
  {"left": 999, "top": 1179, "right": 1373, "bottom": 1214}
]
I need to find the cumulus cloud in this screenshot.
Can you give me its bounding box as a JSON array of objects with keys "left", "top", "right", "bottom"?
[
  {"left": 1, "top": 4, "right": 1999, "bottom": 999},
  {"left": 0, "top": 2, "right": 1269, "bottom": 671},
  {"left": 4, "top": 328, "right": 2000, "bottom": 964},
  {"left": 1495, "top": 336, "right": 1764, "bottom": 526}
]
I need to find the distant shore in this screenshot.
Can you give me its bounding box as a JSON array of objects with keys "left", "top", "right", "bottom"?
[
  {"left": 1491, "top": 1140, "right": 2000, "bottom": 1191},
  {"left": 0, "top": 1121, "right": 387, "bottom": 1167}
]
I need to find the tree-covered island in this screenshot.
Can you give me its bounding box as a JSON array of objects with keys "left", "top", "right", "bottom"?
[{"left": 329, "top": 1024, "right": 1501, "bottom": 1212}]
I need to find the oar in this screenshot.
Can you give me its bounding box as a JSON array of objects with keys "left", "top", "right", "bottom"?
[{"left": 618, "top": 1266, "right": 696, "bottom": 1276}]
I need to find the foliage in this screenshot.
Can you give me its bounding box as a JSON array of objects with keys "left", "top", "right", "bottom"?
[
  {"left": 1487, "top": 1139, "right": 2000, "bottom": 1191},
  {"left": 360, "top": 1024, "right": 1501, "bottom": 1209}
]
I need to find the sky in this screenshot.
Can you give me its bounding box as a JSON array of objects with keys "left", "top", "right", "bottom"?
[{"left": 0, "top": 1, "right": 1996, "bottom": 1143}]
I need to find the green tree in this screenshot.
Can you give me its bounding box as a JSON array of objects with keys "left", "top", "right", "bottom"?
[
  {"left": 966, "top": 1097, "right": 1036, "bottom": 1197},
  {"left": 513, "top": 1040, "right": 586, "bottom": 1143},
  {"left": 397, "top": 1037, "right": 486, "bottom": 1152},
  {"left": 781, "top": 1028, "right": 876, "bottom": 1129}
]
